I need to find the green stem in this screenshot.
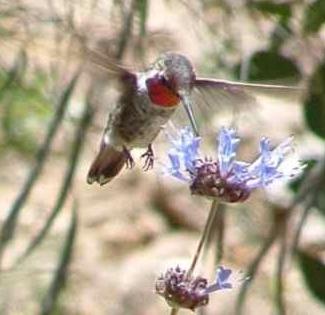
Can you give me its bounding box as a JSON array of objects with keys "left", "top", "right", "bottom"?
[
  {"left": 187, "top": 200, "right": 219, "bottom": 277},
  {"left": 169, "top": 308, "right": 179, "bottom": 315},
  {"left": 170, "top": 200, "right": 219, "bottom": 315},
  {"left": 235, "top": 224, "right": 278, "bottom": 315},
  {"left": 213, "top": 203, "right": 226, "bottom": 265},
  {"left": 0, "top": 73, "right": 80, "bottom": 269},
  {"left": 275, "top": 228, "right": 287, "bottom": 315},
  {"left": 115, "top": 0, "right": 137, "bottom": 60},
  {"left": 12, "top": 101, "right": 93, "bottom": 267}
]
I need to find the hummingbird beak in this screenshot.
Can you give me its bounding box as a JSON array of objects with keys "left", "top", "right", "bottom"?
[{"left": 179, "top": 91, "right": 199, "bottom": 136}]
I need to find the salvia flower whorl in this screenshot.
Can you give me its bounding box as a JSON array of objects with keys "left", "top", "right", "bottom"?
[
  {"left": 165, "top": 127, "right": 304, "bottom": 203},
  {"left": 155, "top": 265, "right": 235, "bottom": 311}
]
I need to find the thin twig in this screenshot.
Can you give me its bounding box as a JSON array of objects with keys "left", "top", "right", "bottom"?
[
  {"left": 41, "top": 200, "right": 78, "bottom": 315},
  {"left": 12, "top": 100, "right": 93, "bottom": 267},
  {"left": 290, "top": 198, "right": 314, "bottom": 255},
  {"left": 275, "top": 218, "right": 287, "bottom": 315},
  {"left": 115, "top": 0, "right": 137, "bottom": 60},
  {"left": 0, "top": 72, "right": 80, "bottom": 268},
  {"left": 235, "top": 224, "right": 278, "bottom": 315},
  {"left": 290, "top": 158, "right": 325, "bottom": 254}
]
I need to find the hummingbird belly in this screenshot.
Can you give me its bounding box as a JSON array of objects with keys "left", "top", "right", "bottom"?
[{"left": 112, "top": 93, "right": 178, "bottom": 149}]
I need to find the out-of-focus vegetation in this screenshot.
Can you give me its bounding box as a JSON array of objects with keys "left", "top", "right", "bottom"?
[
  {"left": 0, "top": 54, "right": 52, "bottom": 155},
  {"left": 0, "top": 0, "right": 324, "bottom": 314}
]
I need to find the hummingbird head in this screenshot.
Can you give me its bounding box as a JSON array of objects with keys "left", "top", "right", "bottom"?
[
  {"left": 151, "top": 52, "right": 199, "bottom": 135},
  {"left": 153, "top": 52, "right": 196, "bottom": 94},
  {"left": 146, "top": 53, "right": 199, "bottom": 134}
]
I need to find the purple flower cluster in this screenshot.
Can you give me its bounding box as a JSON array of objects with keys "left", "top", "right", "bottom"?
[
  {"left": 155, "top": 125, "right": 304, "bottom": 311},
  {"left": 166, "top": 127, "right": 304, "bottom": 203},
  {"left": 155, "top": 265, "right": 235, "bottom": 311}
]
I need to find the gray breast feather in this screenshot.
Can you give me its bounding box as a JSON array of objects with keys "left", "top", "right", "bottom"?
[{"left": 109, "top": 91, "right": 177, "bottom": 149}]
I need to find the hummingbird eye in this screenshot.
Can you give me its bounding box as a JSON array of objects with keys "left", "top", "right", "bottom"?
[
  {"left": 161, "top": 75, "right": 168, "bottom": 84},
  {"left": 160, "top": 75, "right": 173, "bottom": 90},
  {"left": 160, "top": 75, "right": 179, "bottom": 96}
]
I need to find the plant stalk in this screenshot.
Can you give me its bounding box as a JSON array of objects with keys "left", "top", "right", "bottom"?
[{"left": 170, "top": 200, "right": 219, "bottom": 315}]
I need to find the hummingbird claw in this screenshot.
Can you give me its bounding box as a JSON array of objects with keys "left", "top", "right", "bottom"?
[
  {"left": 123, "top": 146, "right": 135, "bottom": 169},
  {"left": 141, "top": 144, "right": 154, "bottom": 171}
]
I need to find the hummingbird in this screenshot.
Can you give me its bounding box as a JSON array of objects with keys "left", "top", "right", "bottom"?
[{"left": 87, "top": 51, "right": 299, "bottom": 186}]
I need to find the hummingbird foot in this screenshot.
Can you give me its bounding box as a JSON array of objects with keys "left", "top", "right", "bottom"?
[
  {"left": 141, "top": 144, "right": 154, "bottom": 171},
  {"left": 123, "top": 146, "right": 135, "bottom": 169}
]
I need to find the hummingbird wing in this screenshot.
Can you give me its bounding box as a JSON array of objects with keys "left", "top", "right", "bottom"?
[
  {"left": 85, "top": 47, "right": 137, "bottom": 87},
  {"left": 193, "top": 77, "right": 303, "bottom": 112}
]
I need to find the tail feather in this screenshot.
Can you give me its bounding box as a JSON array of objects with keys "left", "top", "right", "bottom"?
[{"left": 87, "top": 144, "right": 126, "bottom": 185}]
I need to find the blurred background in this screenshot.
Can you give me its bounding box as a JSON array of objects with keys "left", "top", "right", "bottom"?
[{"left": 0, "top": 0, "right": 325, "bottom": 314}]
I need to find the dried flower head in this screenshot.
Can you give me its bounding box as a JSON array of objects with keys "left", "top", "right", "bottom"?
[
  {"left": 155, "top": 265, "right": 236, "bottom": 311},
  {"left": 165, "top": 127, "right": 304, "bottom": 203}
]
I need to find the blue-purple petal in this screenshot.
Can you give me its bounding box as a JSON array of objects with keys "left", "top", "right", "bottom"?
[
  {"left": 246, "top": 136, "right": 301, "bottom": 188},
  {"left": 164, "top": 126, "right": 303, "bottom": 197},
  {"left": 167, "top": 153, "right": 188, "bottom": 181},
  {"left": 168, "top": 153, "right": 181, "bottom": 170},
  {"left": 165, "top": 127, "right": 201, "bottom": 181},
  {"left": 220, "top": 283, "right": 233, "bottom": 289},
  {"left": 204, "top": 266, "right": 234, "bottom": 294},
  {"left": 217, "top": 266, "right": 232, "bottom": 282},
  {"left": 218, "top": 127, "right": 240, "bottom": 178}
]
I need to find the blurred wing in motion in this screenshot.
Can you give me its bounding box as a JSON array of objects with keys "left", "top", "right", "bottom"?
[
  {"left": 193, "top": 77, "right": 303, "bottom": 112},
  {"left": 84, "top": 47, "right": 137, "bottom": 87}
]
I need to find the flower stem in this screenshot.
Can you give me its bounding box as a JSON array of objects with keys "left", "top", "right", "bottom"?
[
  {"left": 212, "top": 203, "right": 226, "bottom": 265},
  {"left": 170, "top": 308, "right": 179, "bottom": 315},
  {"left": 169, "top": 200, "right": 219, "bottom": 315},
  {"left": 187, "top": 200, "right": 219, "bottom": 277}
]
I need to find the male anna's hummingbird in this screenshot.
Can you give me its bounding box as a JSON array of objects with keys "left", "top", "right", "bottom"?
[{"left": 87, "top": 51, "right": 298, "bottom": 185}]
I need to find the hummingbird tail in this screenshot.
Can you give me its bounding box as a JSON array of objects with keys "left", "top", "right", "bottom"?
[{"left": 87, "top": 144, "right": 126, "bottom": 185}]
